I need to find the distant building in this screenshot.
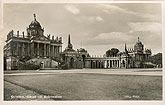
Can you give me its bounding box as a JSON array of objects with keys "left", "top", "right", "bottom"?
[
  {"left": 61, "top": 35, "right": 89, "bottom": 69},
  {"left": 3, "top": 14, "right": 62, "bottom": 70},
  {"left": 3, "top": 14, "right": 152, "bottom": 70},
  {"left": 85, "top": 37, "right": 152, "bottom": 69}
]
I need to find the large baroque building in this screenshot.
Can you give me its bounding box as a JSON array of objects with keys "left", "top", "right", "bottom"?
[
  {"left": 3, "top": 14, "right": 152, "bottom": 70},
  {"left": 4, "top": 14, "right": 62, "bottom": 70}
]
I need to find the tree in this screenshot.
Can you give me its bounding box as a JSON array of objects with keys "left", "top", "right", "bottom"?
[
  {"left": 149, "top": 53, "right": 162, "bottom": 66},
  {"left": 106, "top": 48, "right": 119, "bottom": 57}
]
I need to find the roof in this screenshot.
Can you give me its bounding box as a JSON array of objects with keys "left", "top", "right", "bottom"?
[{"left": 29, "top": 20, "right": 41, "bottom": 28}]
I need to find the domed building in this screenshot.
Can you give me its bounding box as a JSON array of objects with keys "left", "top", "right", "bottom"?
[
  {"left": 124, "top": 37, "right": 152, "bottom": 68},
  {"left": 3, "top": 14, "right": 63, "bottom": 70},
  {"left": 85, "top": 37, "right": 152, "bottom": 69}
]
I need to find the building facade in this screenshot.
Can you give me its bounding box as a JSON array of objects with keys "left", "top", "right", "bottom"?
[
  {"left": 4, "top": 14, "right": 62, "bottom": 70},
  {"left": 85, "top": 37, "right": 152, "bottom": 69},
  {"left": 61, "top": 35, "right": 89, "bottom": 69},
  {"left": 3, "top": 14, "right": 152, "bottom": 70}
]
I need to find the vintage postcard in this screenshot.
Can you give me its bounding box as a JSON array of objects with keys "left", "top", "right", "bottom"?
[{"left": 0, "top": 0, "right": 164, "bottom": 105}]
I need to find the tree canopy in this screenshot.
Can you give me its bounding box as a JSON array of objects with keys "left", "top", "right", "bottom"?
[
  {"left": 149, "top": 53, "right": 162, "bottom": 66},
  {"left": 106, "top": 48, "right": 119, "bottom": 57}
]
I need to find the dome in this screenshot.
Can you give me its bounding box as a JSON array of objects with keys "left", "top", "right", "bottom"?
[
  {"left": 134, "top": 37, "right": 144, "bottom": 52},
  {"left": 135, "top": 37, "right": 143, "bottom": 46},
  {"left": 29, "top": 14, "right": 41, "bottom": 28},
  {"left": 135, "top": 40, "right": 142, "bottom": 45},
  {"left": 29, "top": 20, "right": 41, "bottom": 28},
  {"left": 134, "top": 37, "right": 143, "bottom": 47}
]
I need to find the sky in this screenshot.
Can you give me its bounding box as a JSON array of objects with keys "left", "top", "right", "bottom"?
[{"left": 2, "top": 3, "right": 162, "bottom": 56}]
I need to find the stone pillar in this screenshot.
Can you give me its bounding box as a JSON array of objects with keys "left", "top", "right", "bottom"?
[
  {"left": 27, "top": 43, "right": 30, "bottom": 56},
  {"left": 54, "top": 46, "right": 56, "bottom": 57},
  {"left": 111, "top": 60, "right": 113, "bottom": 68},
  {"left": 52, "top": 45, "right": 54, "bottom": 57},
  {"left": 48, "top": 44, "right": 50, "bottom": 57},
  {"left": 44, "top": 44, "right": 46, "bottom": 57},
  {"left": 50, "top": 45, "right": 52, "bottom": 57},
  {"left": 104, "top": 60, "right": 107, "bottom": 68},
  {"left": 119, "top": 60, "right": 121, "bottom": 68},
  {"left": 16, "top": 42, "right": 19, "bottom": 56},
  {"left": 31, "top": 42, "right": 34, "bottom": 57},
  {"left": 60, "top": 46, "right": 62, "bottom": 52},
  {"left": 22, "top": 43, "right": 25, "bottom": 56},
  {"left": 57, "top": 46, "right": 59, "bottom": 57},
  {"left": 116, "top": 60, "right": 118, "bottom": 68},
  {"left": 37, "top": 43, "right": 39, "bottom": 57}
]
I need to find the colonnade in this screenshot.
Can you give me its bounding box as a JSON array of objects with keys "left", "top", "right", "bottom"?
[
  {"left": 104, "top": 60, "right": 120, "bottom": 68},
  {"left": 12, "top": 41, "right": 62, "bottom": 58},
  {"left": 90, "top": 60, "right": 104, "bottom": 68},
  {"left": 87, "top": 59, "right": 121, "bottom": 69},
  {"left": 31, "top": 42, "right": 62, "bottom": 57}
]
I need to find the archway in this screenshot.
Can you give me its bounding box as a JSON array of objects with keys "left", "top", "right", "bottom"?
[
  {"left": 122, "top": 60, "right": 125, "bottom": 67},
  {"left": 70, "top": 57, "right": 74, "bottom": 68}
]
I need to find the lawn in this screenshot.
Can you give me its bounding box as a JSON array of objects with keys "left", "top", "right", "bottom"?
[{"left": 4, "top": 73, "right": 162, "bottom": 100}]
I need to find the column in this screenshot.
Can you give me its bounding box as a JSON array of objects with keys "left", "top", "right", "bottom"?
[
  {"left": 57, "top": 46, "right": 59, "bottom": 57},
  {"left": 54, "top": 46, "right": 56, "bottom": 57},
  {"left": 60, "top": 46, "right": 62, "bottom": 52},
  {"left": 112, "top": 60, "right": 113, "bottom": 68},
  {"left": 104, "top": 60, "right": 107, "bottom": 68},
  {"left": 37, "top": 43, "right": 39, "bottom": 56},
  {"left": 16, "top": 42, "right": 19, "bottom": 56},
  {"left": 22, "top": 43, "right": 25, "bottom": 56},
  {"left": 52, "top": 45, "right": 54, "bottom": 57},
  {"left": 27, "top": 43, "right": 30, "bottom": 56},
  {"left": 109, "top": 60, "right": 111, "bottom": 68},
  {"left": 31, "top": 43, "right": 34, "bottom": 57},
  {"left": 49, "top": 45, "right": 52, "bottom": 57},
  {"left": 48, "top": 44, "right": 50, "bottom": 57},
  {"left": 44, "top": 44, "right": 46, "bottom": 57},
  {"left": 116, "top": 60, "right": 118, "bottom": 68},
  {"left": 119, "top": 60, "right": 121, "bottom": 68}
]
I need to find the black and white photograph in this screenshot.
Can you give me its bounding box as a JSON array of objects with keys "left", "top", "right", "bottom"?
[{"left": 0, "top": 0, "right": 164, "bottom": 104}]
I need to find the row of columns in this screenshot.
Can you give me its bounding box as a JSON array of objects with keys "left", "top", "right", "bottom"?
[
  {"left": 89, "top": 59, "right": 121, "bottom": 69},
  {"left": 105, "top": 60, "right": 120, "bottom": 68},
  {"left": 13, "top": 42, "right": 29, "bottom": 56},
  {"left": 12, "top": 42, "right": 62, "bottom": 58},
  {"left": 90, "top": 60, "right": 104, "bottom": 68},
  {"left": 34, "top": 42, "right": 62, "bottom": 57}
]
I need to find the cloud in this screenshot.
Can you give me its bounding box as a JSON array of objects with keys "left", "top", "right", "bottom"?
[
  {"left": 94, "top": 32, "right": 133, "bottom": 41},
  {"left": 96, "top": 16, "right": 104, "bottom": 22},
  {"left": 84, "top": 32, "right": 134, "bottom": 46},
  {"left": 64, "top": 4, "right": 80, "bottom": 15},
  {"left": 128, "top": 22, "right": 162, "bottom": 32},
  {"left": 98, "top": 4, "right": 160, "bottom": 22}
]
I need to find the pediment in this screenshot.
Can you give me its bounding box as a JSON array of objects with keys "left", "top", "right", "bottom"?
[{"left": 32, "top": 35, "right": 49, "bottom": 41}]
